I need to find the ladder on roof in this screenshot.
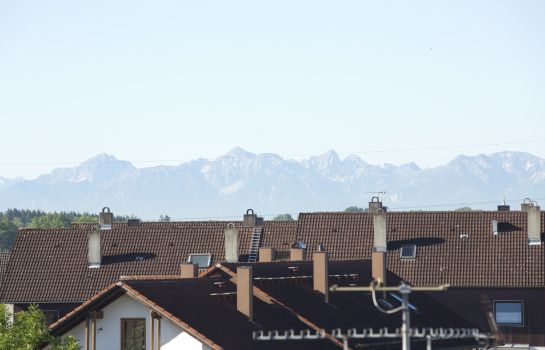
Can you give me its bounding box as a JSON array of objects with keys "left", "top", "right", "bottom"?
[{"left": 247, "top": 227, "right": 262, "bottom": 263}]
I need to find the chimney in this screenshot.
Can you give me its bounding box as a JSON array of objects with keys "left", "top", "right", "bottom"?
[
  {"left": 528, "top": 204, "right": 542, "bottom": 245},
  {"left": 99, "top": 207, "right": 113, "bottom": 230},
  {"left": 313, "top": 252, "right": 329, "bottom": 302},
  {"left": 237, "top": 266, "right": 253, "bottom": 320},
  {"left": 521, "top": 198, "right": 533, "bottom": 212},
  {"left": 88, "top": 230, "right": 101, "bottom": 268},
  {"left": 127, "top": 218, "right": 141, "bottom": 227},
  {"left": 372, "top": 251, "right": 386, "bottom": 285},
  {"left": 498, "top": 200, "right": 510, "bottom": 212},
  {"left": 224, "top": 224, "right": 239, "bottom": 262},
  {"left": 373, "top": 210, "right": 387, "bottom": 252},
  {"left": 372, "top": 210, "right": 387, "bottom": 285},
  {"left": 180, "top": 263, "right": 198, "bottom": 278},
  {"left": 369, "top": 196, "right": 388, "bottom": 214},
  {"left": 258, "top": 247, "right": 275, "bottom": 262},
  {"left": 243, "top": 209, "right": 257, "bottom": 227},
  {"left": 290, "top": 247, "right": 306, "bottom": 261}
]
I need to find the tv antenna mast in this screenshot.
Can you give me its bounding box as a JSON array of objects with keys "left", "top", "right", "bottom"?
[{"left": 330, "top": 281, "right": 449, "bottom": 350}]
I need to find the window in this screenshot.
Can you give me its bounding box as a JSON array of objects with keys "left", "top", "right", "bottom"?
[
  {"left": 121, "top": 319, "right": 146, "bottom": 350},
  {"left": 400, "top": 245, "right": 416, "bottom": 259},
  {"left": 494, "top": 301, "right": 523, "bottom": 327},
  {"left": 188, "top": 254, "right": 212, "bottom": 268}
]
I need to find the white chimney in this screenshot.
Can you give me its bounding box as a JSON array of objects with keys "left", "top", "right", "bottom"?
[
  {"left": 373, "top": 210, "right": 387, "bottom": 252},
  {"left": 528, "top": 204, "right": 541, "bottom": 245},
  {"left": 99, "top": 207, "right": 113, "bottom": 230},
  {"left": 224, "top": 224, "right": 239, "bottom": 262},
  {"left": 88, "top": 230, "right": 101, "bottom": 268}
]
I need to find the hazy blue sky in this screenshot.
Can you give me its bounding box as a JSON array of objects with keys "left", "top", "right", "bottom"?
[{"left": 1, "top": 1, "right": 544, "bottom": 178}]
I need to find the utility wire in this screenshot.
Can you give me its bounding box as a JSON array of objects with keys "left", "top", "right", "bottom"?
[
  {"left": 163, "top": 197, "right": 545, "bottom": 221},
  {"left": 0, "top": 139, "right": 544, "bottom": 167}
]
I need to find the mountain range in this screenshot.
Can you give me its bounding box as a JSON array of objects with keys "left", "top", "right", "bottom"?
[{"left": 0, "top": 148, "right": 544, "bottom": 219}]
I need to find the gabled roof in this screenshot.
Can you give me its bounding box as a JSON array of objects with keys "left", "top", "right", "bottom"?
[
  {"left": 0, "top": 221, "right": 296, "bottom": 302},
  {"left": 217, "top": 260, "right": 482, "bottom": 349},
  {"left": 51, "top": 260, "right": 482, "bottom": 350},
  {"left": 1, "top": 209, "right": 543, "bottom": 305},
  {"left": 50, "top": 274, "right": 338, "bottom": 350},
  {"left": 294, "top": 211, "right": 545, "bottom": 287}
]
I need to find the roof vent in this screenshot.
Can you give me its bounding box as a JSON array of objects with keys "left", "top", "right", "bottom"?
[
  {"left": 460, "top": 233, "right": 469, "bottom": 239},
  {"left": 99, "top": 207, "right": 113, "bottom": 230}
]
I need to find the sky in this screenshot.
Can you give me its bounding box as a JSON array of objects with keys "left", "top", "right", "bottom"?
[{"left": 0, "top": 0, "right": 544, "bottom": 179}]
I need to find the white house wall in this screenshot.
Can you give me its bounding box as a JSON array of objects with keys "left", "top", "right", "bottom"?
[{"left": 64, "top": 294, "right": 211, "bottom": 350}]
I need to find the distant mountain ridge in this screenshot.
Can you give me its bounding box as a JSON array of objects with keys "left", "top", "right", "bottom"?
[{"left": 0, "top": 148, "right": 544, "bottom": 219}]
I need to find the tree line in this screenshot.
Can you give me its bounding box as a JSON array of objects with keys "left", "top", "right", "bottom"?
[{"left": 0, "top": 209, "right": 137, "bottom": 252}]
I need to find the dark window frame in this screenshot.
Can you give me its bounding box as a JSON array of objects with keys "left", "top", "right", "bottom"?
[
  {"left": 493, "top": 300, "right": 524, "bottom": 327},
  {"left": 121, "top": 318, "right": 146, "bottom": 350}
]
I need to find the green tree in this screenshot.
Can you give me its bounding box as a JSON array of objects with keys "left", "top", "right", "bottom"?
[
  {"left": 454, "top": 207, "right": 473, "bottom": 212},
  {"left": 72, "top": 215, "right": 98, "bottom": 224},
  {"left": 273, "top": 213, "right": 294, "bottom": 221},
  {"left": 0, "top": 218, "right": 18, "bottom": 252},
  {"left": 0, "top": 304, "right": 80, "bottom": 350},
  {"left": 344, "top": 206, "right": 366, "bottom": 213},
  {"left": 28, "top": 214, "right": 71, "bottom": 229}
]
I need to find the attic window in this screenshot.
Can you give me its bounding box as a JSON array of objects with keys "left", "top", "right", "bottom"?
[
  {"left": 188, "top": 254, "right": 212, "bottom": 268},
  {"left": 400, "top": 245, "right": 416, "bottom": 259},
  {"left": 494, "top": 301, "right": 523, "bottom": 327}
]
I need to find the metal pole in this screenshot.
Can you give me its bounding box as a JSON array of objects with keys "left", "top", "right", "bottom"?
[
  {"left": 343, "top": 336, "right": 349, "bottom": 350},
  {"left": 426, "top": 335, "right": 432, "bottom": 350},
  {"left": 400, "top": 283, "right": 411, "bottom": 350}
]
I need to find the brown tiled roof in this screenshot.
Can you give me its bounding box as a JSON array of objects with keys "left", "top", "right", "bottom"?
[
  {"left": 0, "top": 252, "right": 10, "bottom": 287},
  {"left": 294, "top": 211, "right": 545, "bottom": 287},
  {"left": 0, "top": 221, "right": 297, "bottom": 302},
  {"left": 2, "top": 210, "right": 543, "bottom": 304}
]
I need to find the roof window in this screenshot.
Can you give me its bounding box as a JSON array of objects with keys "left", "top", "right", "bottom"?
[
  {"left": 494, "top": 301, "right": 524, "bottom": 327},
  {"left": 400, "top": 245, "right": 416, "bottom": 259},
  {"left": 188, "top": 254, "right": 212, "bottom": 268}
]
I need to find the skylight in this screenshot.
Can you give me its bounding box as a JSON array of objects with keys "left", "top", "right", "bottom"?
[
  {"left": 188, "top": 254, "right": 212, "bottom": 268},
  {"left": 494, "top": 301, "right": 523, "bottom": 326},
  {"left": 400, "top": 245, "right": 416, "bottom": 259}
]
